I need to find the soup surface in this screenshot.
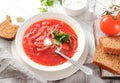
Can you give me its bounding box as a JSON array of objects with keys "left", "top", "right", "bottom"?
[{"left": 23, "top": 19, "right": 78, "bottom": 66}]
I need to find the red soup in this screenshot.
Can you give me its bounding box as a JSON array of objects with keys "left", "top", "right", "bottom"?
[{"left": 23, "top": 19, "right": 78, "bottom": 66}]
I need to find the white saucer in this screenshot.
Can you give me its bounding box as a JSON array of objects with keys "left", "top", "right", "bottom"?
[{"left": 11, "top": 37, "right": 88, "bottom": 81}]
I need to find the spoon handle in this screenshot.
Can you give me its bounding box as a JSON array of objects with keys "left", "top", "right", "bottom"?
[{"left": 55, "top": 50, "right": 93, "bottom": 75}]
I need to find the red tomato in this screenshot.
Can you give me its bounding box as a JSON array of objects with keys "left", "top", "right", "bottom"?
[{"left": 100, "top": 15, "right": 120, "bottom": 35}]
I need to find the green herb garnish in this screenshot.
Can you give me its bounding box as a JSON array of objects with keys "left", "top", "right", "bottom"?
[
  {"left": 38, "top": 0, "right": 62, "bottom": 12},
  {"left": 58, "top": 0, "right": 62, "bottom": 5},
  {"left": 38, "top": 7, "right": 48, "bottom": 12},
  {"left": 40, "top": 0, "right": 54, "bottom": 7},
  {"left": 52, "top": 30, "right": 70, "bottom": 46}
]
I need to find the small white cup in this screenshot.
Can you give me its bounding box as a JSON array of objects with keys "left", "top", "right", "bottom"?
[{"left": 62, "top": 0, "right": 88, "bottom": 16}]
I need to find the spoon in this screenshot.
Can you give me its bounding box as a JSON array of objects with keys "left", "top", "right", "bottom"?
[{"left": 55, "top": 50, "right": 93, "bottom": 75}]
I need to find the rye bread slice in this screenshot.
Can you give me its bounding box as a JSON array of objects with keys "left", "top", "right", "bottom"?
[
  {"left": 99, "top": 36, "right": 120, "bottom": 55},
  {"left": 93, "top": 45, "right": 120, "bottom": 75},
  {"left": 0, "top": 15, "right": 19, "bottom": 40}
]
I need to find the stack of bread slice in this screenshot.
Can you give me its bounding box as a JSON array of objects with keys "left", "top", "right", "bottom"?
[{"left": 93, "top": 36, "right": 120, "bottom": 75}]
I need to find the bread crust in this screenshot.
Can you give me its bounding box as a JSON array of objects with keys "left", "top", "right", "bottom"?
[
  {"left": 99, "top": 36, "right": 120, "bottom": 55},
  {"left": 93, "top": 61, "right": 120, "bottom": 75}
]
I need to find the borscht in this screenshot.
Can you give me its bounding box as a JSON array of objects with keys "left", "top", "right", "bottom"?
[{"left": 22, "top": 19, "right": 78, "bottom": 66}]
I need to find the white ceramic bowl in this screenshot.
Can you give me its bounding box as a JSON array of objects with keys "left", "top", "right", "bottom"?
[
  {"left": 15, "top": 13, "right": 86, "bottom": 71},
  {"left": 62, "top": 0, "right": 88, "bottom": 16}
]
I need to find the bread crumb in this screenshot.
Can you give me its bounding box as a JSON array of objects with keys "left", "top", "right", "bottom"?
[{"left": 16, "top": 16, "right": 25, "bottom": 22}]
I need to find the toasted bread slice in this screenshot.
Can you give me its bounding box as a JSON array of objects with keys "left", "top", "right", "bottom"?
[
  {"left": 93, "top": 45, "right": 120, "bottom": 75},
  {"left": 0, "top": 15, "right": 19, "bottom": 40},
  {"left": 99, "top": 36, "right": 120, "bottom": 55}
]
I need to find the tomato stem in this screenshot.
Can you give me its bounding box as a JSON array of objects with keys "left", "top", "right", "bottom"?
[{"left": 102, "top": 4, "right": 120, "bottom": 20}]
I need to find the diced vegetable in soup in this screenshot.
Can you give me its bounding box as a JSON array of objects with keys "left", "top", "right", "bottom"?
[{"left": 22, "top": 19, "right": 78, "bottom": 66}]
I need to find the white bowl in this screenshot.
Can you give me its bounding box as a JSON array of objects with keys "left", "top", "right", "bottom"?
[
  {"left": 15, "top": 13, "right": 86, "bottom": 71},
  {"left": 62, "top": 0, "right": 88, "bottom": 16}
]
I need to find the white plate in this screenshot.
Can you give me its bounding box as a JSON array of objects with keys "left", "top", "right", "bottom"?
[
  {"left": 11, "top": 36, "right": 88, "bottom": 81},
  {"left": 15, "top": 13, "right": 86, "bottom": 71}
]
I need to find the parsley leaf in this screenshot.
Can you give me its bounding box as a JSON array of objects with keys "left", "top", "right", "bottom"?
[
  {"left": 38, "top": 0, "right": 62, "bottom": 12},
  {"left": 47, "top": 0, "right": 54, "bottom": 6},
  {"left": 40, "top": 0, "right": 54, "bottom": 7},
  {"left": 52, "top": 30, "right": 70, "bottom": 46},
  {"left": 58, "top": 0, "right": 62, "bottom": 5},
  {"left": 38, "top": 7, "right": 48, "bottom": 12}
]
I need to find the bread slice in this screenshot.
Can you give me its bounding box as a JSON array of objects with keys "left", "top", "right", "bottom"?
[
  {"left": 99, "top": 36, "right": 120, "bottom": 55},
  {"left": 93, "top": 45, "right": 120, "bottom": 75},
  {"left": 0, "top": 15, "right": 19, "bottom": 40}
]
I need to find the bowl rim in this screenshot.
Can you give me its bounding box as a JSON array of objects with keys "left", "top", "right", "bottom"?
[{"left": 15, "top": 12, "right": 86, "bottom": 71}]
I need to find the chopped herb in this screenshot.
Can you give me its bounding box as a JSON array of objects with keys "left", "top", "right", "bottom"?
[
  {"left": 47, "top": 0, "right": 54, "bottom": 6},
  {"left": 52, "top": 30, "right": 70, "bottom": 46},
  {"left": 38, "top": 0, "right": 54, "bottom": 12},
  {"left": 38, "top": 7, "right": 48, "bottom": 12},
  {"left": 38, "top": 0, "right": 62, "bottom": 12},
  {"left": 40, "top": 0, "right": 54, "bottom": 7},
  {"left": 58, "top": 0, "right": 62, "bottom": 5}
]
